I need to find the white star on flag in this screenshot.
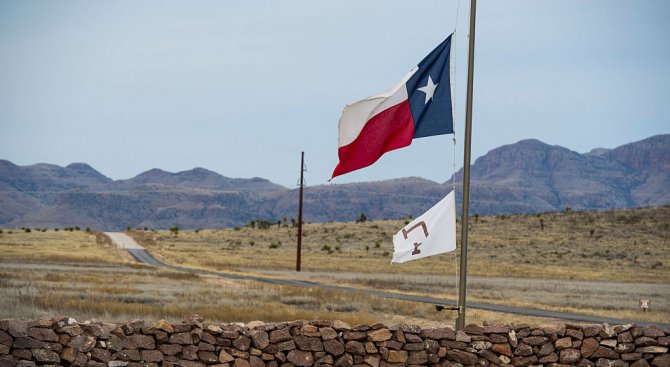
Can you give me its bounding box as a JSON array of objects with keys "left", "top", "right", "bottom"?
[{"left": 417, "top": 75, "right": 438, "bottom": 104}]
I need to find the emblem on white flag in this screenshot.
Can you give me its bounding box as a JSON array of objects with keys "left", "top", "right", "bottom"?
[{"left": 392, "top": 190, "right": 457, "bottom": 263}]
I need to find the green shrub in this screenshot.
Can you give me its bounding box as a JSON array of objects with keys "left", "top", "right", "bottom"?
[{"left": 356, "top": 213, "right": 367, "bottom": 223}]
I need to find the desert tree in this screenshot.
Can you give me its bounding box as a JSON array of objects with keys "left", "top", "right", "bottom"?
[{"left": 356, "top": 213, "right": 367, "bottom": 223}]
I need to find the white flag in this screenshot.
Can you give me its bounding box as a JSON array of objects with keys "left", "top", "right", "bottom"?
[{"left": 392, "top": 190, "right": 457, "bottom": 263}]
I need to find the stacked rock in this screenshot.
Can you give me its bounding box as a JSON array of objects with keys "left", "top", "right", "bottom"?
[{"left": 0, "top": 317, "right": 668, "bottom": 367}]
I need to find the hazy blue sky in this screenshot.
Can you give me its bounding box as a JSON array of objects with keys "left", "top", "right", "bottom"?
[{"left": 1, "top": 1, "right": 668, "bottom": 188}]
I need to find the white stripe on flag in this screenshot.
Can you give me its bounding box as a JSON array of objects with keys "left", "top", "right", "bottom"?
[{"left": 338, "top": 67, "right": 418, "bottom": 147}]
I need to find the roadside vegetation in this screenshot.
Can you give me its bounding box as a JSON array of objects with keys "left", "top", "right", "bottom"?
[
  {"left": 0, "top": 230, "right": 128, "bottom": 264},
  {"left": 128, "top": 205, "right": 670, "bottom": 324},
  {"left": 130, "top": 205, "right": 669, "bottom": 283},
  {"left": 0, "top": 205, "right": 667, "bottom": 325},
  {"left": 0, "top": 261, "right": 565, "bottom": 326}
]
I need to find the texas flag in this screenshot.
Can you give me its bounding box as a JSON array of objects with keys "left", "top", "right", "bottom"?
[{"left": 332, "top": 34, "right": 454, "bottom": 179}]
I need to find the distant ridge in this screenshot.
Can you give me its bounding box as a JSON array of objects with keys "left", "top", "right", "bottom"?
[
  {"left": 115, "top": 167, "right": 283, "bottom": 193},
  {"left": 1, "top": 134, "right": 668, "bottom": 230}
]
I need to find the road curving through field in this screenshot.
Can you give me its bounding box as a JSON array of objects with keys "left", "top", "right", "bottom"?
[{"left": 105, "top": 232, "right": 668, "bottom": 328}]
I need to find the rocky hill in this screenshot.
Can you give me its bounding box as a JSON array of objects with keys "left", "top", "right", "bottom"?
[
  {"left": 1, "top": 134, "right": 668, "bottom": 230},
  {"left": 452, "top": 134, "right": 669, "bottom": 214}
]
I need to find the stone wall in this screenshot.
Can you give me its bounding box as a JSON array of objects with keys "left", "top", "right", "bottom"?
[{"left": 0, "top": 316, "right": 668, "bottom": 367}]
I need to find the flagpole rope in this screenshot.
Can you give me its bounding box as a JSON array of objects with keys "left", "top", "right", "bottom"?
[
  {"left": 451, "top": 0, "right": 460, "bottom": 193},
  {"left": 452, "top": 0, "right": 462, "bottom": 288},
  {"left": 452, "top": 0, "right": 461, "bottom": 194}
]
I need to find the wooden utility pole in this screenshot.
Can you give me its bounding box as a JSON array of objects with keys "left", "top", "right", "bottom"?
[{"left": 296, "top": 151, "right": 305, "bottom": 272}]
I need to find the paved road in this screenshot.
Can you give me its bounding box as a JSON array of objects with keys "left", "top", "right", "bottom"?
[
  {"left": 106, "top": 233, "right": 668, "bottom": 328},
  {"left": 105, "top": 232, "right": 146, "bottom": 249}
]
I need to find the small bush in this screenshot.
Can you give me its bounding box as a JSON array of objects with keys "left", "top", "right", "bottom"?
[
  {"left": 255, "top": 220, "right": 274, "bottom": 229},
  {"left": 356, "top": 213, "right": 367, "bottom": 223},
  {"left": 281, "top": 296, "right": 318, "bottom": 306},
  {"left": 327, "top": 303, "right": 358, "bottom": 312}
]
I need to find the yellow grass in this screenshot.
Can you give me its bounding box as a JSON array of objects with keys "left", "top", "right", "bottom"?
[
  {"left": 124, "top": 206, "right": 669, "bottom": 325},
  {"left": 131, "top": 205, "right": 670, "bottom": 283},
  {"left": 1, "top": 206, "right": 667, "bottom": 326},
  {"left": 0, "top": 262, "right": 567, "bottom": 326},
  {"left": 0, "top": 230, "right": 128, "bottom": 264}
]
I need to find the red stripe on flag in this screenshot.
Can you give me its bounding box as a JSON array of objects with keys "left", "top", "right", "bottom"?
[{"left": 332, "top": 100, "right": 414, "bottom": 179}]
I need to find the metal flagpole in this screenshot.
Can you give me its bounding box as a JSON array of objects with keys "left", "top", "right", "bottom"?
[{"left": 456, "top": 0, "right": 477, "bottom": 330}]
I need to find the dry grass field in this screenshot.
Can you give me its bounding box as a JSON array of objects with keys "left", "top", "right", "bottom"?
[
  {"left": 0, "top": 230, "right": 128, "bottom": 264},
  {"left": 128, "top": 205, "right": 670, "bottom": 324},
  {"left": 130, "top": 206, "right": 669, "bottom": 283},
  {"left": 0, "top": 259, "right": 563, "bottom": 327},
  {"left": 0, "top": 229, "right": 565, "bottom": 326},
  {"left": 0, "top": 205, "right": 668, "bottom": 325}
]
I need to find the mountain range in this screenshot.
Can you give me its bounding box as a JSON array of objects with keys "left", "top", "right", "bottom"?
[{"left": 1, "top": 134, "right": 668, "bottom": 230}]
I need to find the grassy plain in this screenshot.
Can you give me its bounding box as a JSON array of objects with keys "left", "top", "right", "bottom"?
[
  {"left": 0, "top": 230, "right": 128, "bottom": 264},
  {"left": 0, "top": 259, "right": 562, "bottom": 326},
  {"left": 0, "top": 230, "right": 565, "bottom": 325},
  {"left": 0, "top": 205, "right": 668, "bottom": 325},
  {"left": 131, "top": 206, "right": 669, "bottom": 283},
  {"left": 129, "top": 205, "right": 670, "bottom": 324}
]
